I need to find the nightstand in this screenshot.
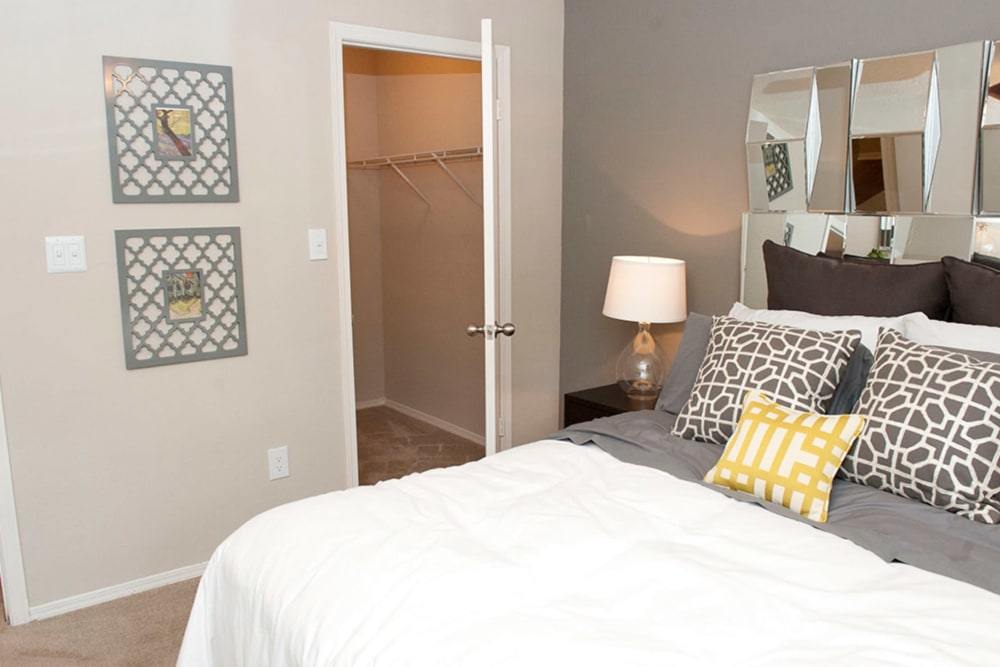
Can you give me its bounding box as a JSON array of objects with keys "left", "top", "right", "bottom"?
[{"left": 563, "top": 384, "right": 659, "bottom": 427}]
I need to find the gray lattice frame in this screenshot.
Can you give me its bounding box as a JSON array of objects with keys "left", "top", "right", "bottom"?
[
  {"left": 103, "top": 55, "right": 240, "bottom": 203},
  {"left": 115, "top": 227, "right": 248, "bottom": 369}
]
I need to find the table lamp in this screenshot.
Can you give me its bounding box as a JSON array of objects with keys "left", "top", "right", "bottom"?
[{"left": 602, "top": 256, "right": 687, "bottom": 398}]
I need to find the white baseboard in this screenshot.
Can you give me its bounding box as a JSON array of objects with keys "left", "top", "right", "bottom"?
[
  {"left": 355, "top": 397, "right": 387, "bottom": 410},
  {"left": 385, "top": 400, "right": 486, "bottom": 447},
  {"left": 29, "top": 561, "right": 206, "bottom": 622}
]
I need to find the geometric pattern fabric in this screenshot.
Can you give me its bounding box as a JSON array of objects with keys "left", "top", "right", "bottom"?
[
  {"left": 672, "top": 317, "right": 860, "bottom": 445},
  {"left": 704, "top": 390, "right": 866, "bottom": 522},
  {"left": 841, "top": 328, "right": 1000, "bottom": 524}
]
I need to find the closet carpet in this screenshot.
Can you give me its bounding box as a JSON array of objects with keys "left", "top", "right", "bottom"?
[{"left": 357, "top": 405, "right": 485, "bottom": 485}]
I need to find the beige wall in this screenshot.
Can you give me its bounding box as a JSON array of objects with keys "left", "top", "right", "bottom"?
[
  {"left": 0, "top": 0, "right": 563, "bottom": 609},
  {"left": 347, "top": 51, "right": 486, "bottom": 435},
  {"left": 560, "top": 0, "right": 1000, "bottom": 397}
]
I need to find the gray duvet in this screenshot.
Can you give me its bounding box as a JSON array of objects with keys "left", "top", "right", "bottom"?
[{"left": 552, "top": 409, "right": 1000, "bottom": 595}]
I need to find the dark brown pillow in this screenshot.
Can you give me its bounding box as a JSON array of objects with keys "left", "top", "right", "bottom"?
[
  {"left": 762, "top": 240, "right": 949, "bottom": 319},
  {"left": 942, "top": 256, "right": 1000, "bottom": 326}
]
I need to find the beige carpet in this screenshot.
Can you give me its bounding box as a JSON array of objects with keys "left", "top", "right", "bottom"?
[
  {"left": 357, "top": 406, "right": 485, "bottom": 485},
  {"left": 0, "top": 577, "right": 199, "bottom": 666}
]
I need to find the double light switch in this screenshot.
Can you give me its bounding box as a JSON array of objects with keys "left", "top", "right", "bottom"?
[{"left": 45, "top": 236, "right": 87, "bottom": 273}]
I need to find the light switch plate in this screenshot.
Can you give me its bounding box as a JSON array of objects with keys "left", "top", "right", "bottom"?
[
  {"left": 308, "top": 228, "right": 328, "bottom": 261},
  {"left": 45, "top": 235, "right": 87, "bottom": 273}
]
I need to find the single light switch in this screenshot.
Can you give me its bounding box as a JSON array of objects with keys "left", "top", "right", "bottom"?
[
  {"left": 46, "top": 236, "right": 87, "bottom": 273},
  {"left": 308, "top": 228, "right": 328, "bottom": 261}
]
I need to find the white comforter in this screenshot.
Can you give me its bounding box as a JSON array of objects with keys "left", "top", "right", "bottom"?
[{"left": 178, "top": 440, "right": 1000, "bottom": 666}]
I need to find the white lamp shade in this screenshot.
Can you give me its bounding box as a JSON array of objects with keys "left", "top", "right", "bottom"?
[{"left": 602, "top": 256, "right": 687, "bottom": 323}]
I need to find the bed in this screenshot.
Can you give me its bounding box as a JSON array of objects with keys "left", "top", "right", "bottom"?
[{"left": 177, "top": 247, "right": 1000, "bottom": 666}]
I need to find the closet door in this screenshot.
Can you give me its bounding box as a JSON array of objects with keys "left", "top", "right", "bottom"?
[{"left": 474, "top": 19, "right": 514, "bottom": 456}]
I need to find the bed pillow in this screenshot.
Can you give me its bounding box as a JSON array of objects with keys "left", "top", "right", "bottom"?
[
  {"left": 841, "top": 328, "right": 1000, "bottom": 524},
  {"left": 941, "top": 256, "right": 1000, "bottom": 326},
  {"left": 655, "top": 312, "right": 712, "bottom": 414},
  {"left": 762, "top": 240, "right": 949, "bottom": 319},
  {"left": 671, "top": 317, "right": 860, "bottom": 445},
  {"left": 727, "top": 302, "right": 899, "bottom": 414},
  {"left": 903, "top": 311, "right": 1000, "bottom": 355},
  {"left": 727, "top": 301, "right": 912, "bottom": 352},
  {"left": 704, "top": 390, "right": 865, "bottom": 522}
]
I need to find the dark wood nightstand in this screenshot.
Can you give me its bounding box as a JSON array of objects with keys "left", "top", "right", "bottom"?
[{"left": 563, "top": 384, "right": 659, "bottom": 427}]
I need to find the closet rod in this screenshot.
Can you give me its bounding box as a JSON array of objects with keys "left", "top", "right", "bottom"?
[
  {"left": 347, "top": 146, "right": 483, "bottom": 208},
  {"left": 347, "top": 146, "right": 482, "bottom": 169}
]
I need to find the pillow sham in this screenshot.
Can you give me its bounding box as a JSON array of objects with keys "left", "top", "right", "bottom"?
[
  {"left": 655, "top": 312, "right": 712, "bottom": 414},
  {"left": 727, "top": 302, "right": 893, "bottom": 414},
  {"left": 762, "top": 240, "right": 949, "bottom": 319},
  {"left": 902, "top": 311, "right": 1000, "bottom": 355},
  {"left": 841, "top": 328, "right": 1000, "bottom": 524},
  {"left": 671, "top": 317, "right": 860, "bottom": 444},
  {"left": 941, "top": 256, "right": 1000, "bottom": 327},
  {"left": 704, "top": 390, "right": 866, "bottom": 522}
]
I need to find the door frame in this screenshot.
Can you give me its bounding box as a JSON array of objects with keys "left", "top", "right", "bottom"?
[
  {"left": 328, "top": 22, "right": 513, "bottom": 487},
  {"left": 0, "top": 379, "right": 30, "bottom": 624}
]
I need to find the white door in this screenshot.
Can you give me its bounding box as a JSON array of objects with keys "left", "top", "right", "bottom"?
[
  {"left": 469, "top": 19, "right": 515, "bottom": 456},
  {"left": 329, "top": 21, "right": 512, "bottom": 485}
]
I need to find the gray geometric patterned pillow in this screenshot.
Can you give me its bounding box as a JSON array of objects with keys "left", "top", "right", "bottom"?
[
  {"left": 671, "top": 317, "right": 860, "bottom": 445},
  {"left": 841, "top": 328, "right": 1000, "bottom": 524}
]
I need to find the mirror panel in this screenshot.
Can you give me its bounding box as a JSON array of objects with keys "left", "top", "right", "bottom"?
[
  {"left": 810, "top": 62, "right": 853, "bottom": 212},
  {"left": 746, "top": 68, "right": 814, "bottom": 143},
  {"left": 852, "top": 51, "right": 935, "bottom": 135},
  {"left": 890, "top": 215, "right": 975, "bottom": 263},
  {"left": 851, "top": 133, "right": 925, "bottom": 213},
  {"left": 927, "top": 41, "right": 986, "bottom": 214},
  {"left": 982, "top": 42, "right": 1000, "bottom": 214},
  {"left": 742, "top": 213, "right": 788, "bottom": 309},
  {"left": 980, "top": 127, "right": 1000, "bottom": 213},
  {"left": 975, "top": 218, "right": 1000, "bottom": 258},
  {"left": 742, "top": 213, "right": 831, "bottom": 309}
]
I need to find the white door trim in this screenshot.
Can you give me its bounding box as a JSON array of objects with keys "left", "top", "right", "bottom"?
[
  {"left": 328, "top": 22, "right": 513, "bottom": 486},
  {"left": 0, "top": 378, "right": 30, "bottom": 624}
]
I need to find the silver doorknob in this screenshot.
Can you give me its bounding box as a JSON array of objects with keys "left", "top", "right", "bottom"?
[{"left": 466, "top": 322, "right": 516, "bottom": 338}]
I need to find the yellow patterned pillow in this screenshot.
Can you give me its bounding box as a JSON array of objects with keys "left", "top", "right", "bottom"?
[{"left": 704, "top": 390, "right": 866, "bottom": 522}]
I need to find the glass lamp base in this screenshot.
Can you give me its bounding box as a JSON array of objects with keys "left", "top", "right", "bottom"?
[{"left": 615, "top": 322, "right": 664, "bottom": 398}]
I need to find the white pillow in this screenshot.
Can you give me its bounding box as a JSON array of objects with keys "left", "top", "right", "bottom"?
[
  {"left": 902, "top": 311, "right": 1000, "bottom": 354},
  {"left": 727, "top": 302, "right": 913, "bottom": 352}
]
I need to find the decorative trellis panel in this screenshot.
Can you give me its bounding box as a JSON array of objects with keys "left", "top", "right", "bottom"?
[
  {"left": 103, "top": 56, "right": 239, "bottom": 203},
  {"left": 115, "top": 227, "right": 247, "bottom": 369},
  {"left": 763, "top": 142, "right": 793, "bottom": 202}
]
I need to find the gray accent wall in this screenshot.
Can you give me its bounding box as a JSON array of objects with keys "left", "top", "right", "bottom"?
[{"left": 561, "top": 0, "right": 1000, "bottom": 398}]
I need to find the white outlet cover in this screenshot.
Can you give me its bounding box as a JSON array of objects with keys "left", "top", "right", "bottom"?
[{"left": 268, "top": 445, "right": 290, "bottom": 480}]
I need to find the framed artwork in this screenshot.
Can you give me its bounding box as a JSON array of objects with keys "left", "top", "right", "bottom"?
[
  {"left": 102, "top": 56, "right": 239, "bottom": 203},
  {"left": 153, "top": 106, "right": 195, "bottom": 160},
  {"left": 115, "top": 227, "right": 247, "bottom": 369}
]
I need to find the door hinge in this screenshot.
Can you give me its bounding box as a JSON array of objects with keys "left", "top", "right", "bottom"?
[
  {"left": 498, "top": 416, "right": 505, "bottom": 438},
  {"left": 495, "top": 98, "right": 502, "bottom": 121}
]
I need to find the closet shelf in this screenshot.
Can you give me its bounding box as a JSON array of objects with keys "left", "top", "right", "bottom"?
[{"left": 347, "top": 146, "right": 483, "bottom": 208}]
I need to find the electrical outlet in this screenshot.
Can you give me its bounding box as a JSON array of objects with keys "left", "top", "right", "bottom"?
[{"left": 268, "top": 446, "right": 289, "bottom": 480}]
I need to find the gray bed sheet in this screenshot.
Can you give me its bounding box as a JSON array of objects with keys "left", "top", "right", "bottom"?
[{"left": 551, "top": 410, "right": 1000, "bottom": 596}]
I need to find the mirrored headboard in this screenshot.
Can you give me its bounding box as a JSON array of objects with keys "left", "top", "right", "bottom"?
[{"left": 742, "top": 39, "right": 1000, "bottom": 308}]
